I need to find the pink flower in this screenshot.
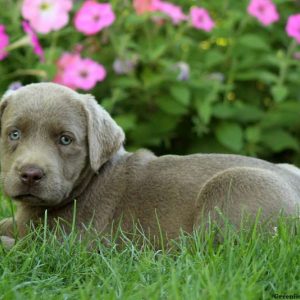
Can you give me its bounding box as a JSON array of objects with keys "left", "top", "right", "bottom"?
[
  {"left": 247, "top": 0, "right": 279, "bottom": 26},
  {"left": 22, "top": 21, "right": 44, "bottom": 62},
  {"left": 133, "top": 0, "right": 187, "bottom": 25},
  {"left": 53, "top": 53, "right": 81, "bottom": 88},
  {"left": 22, "top": 0, "right": 72, "bottom": 34},
  {"left": 54, "top": 53, "right": 106, "bottom": 90},
  {"left": 286, "top": 14, "right": 300, "bottom": 44},
  {"left": 190, "top": 7, "right": 215, "bottom": 32},
  {"left": 74, "top": 1, "right": 115, "bottom": 35},
  {"left": 64, "top": 58, "right": 106, "bottom": 90},
  {"left": 133, "top": 0, "right": 157, "bottom": 14},
  {"left": 0, "top": 24, "right": 9, "bottom": 60},
  {"left": 154, "top": 1, "right": 187, "bottom": 24}
]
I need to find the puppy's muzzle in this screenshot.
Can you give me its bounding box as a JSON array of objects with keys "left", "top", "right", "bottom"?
[{"left": 20, "top": 165, "right": 45, "bottom": 186}]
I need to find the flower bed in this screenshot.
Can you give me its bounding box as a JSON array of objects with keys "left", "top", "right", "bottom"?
[{"left": 1, "top": 0, "right": 300, "bottom": 162}]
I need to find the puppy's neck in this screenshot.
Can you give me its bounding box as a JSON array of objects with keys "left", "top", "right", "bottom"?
[
  {"left": 109, "top": 146, "right": 127, "bottom": 166},
  {"left": 55, "top": 146, "right": 128, "bottom": 209}
]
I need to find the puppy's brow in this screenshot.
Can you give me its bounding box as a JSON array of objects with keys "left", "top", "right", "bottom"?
[
  {"left": 48, "top": 122, "right": 84, "bottom": 141},
  {"left": 3, "top": 117, "right": 30, "bottom": 130}
]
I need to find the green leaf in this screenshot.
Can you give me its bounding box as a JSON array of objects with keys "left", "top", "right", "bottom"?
[
  {"left": 148, "top": 43, "right": 167, "bottom": 61},
  {"left": 141, "top": 37, "right": 167, "bottom": 62},
  {"left": 112, "top": 77, "right": 140, "bottom": 88},
  {"left": 233, "top": 104, "right": 264, "bottom": 123},
  {"left": 260, "top": 101, "right": 300, "bottom": 129},
  {"left": 277, "top": 101, "right": 300, "bottom": 112},
  {"left": 245, "top": 126, "right": 261, "bottom": 143},
  {"left": 35, "top": 63, "right": 57, "bottom": 80},
  {"left": 212, "top": 103, "right": 236, "bottom": 119},
  {"left": 196, "top": 100, "right": 212, "bottom": 124},
  {"left": 141, "top": 68, "right": 166, "bottom": 89},
  {"left": 204, "top": 50, "right": 225, "bottom": 68},
  {"left": 44, "top": 47, "right": 62, "bottom": 64},
  {"left": 271, "top": 85, "right": 288, "bottom": 102},
  {"left": 114, "top": 114, "right": 137, "bottom": 131},
  {"left": 188, "top": 136, "right": 231, "bottom": 154},
  {"left": 235, "top": 70, "right": 277, "bottom": 83},
  {"left": 169, "top": 85, "right": 191, "bottom": 106},
  {"left": 238, "top": 34, "right": 270, "bottom": 51},
  {"left": 130, "top": 123, "right": 161, "bottom": 146},
  {"left": 130, "top": 113, "right": 179, "bottom": 146},
  {"left": 125, "top": 14, "right": 149, "bottom": 26},
  {"left": 215, "top": 122, "right": 244, "bottom": 152},
  {"left": 260, "top": 111, "right": 300, "bottom": 129},
  {"left": 212, "top": 103, "right": 263, "bottom": 122},
  {"left": 151, "top": 113, "right": 179, "bottom": 134},
  {"left": 156, "top": 96, "right": 187, "bottom": 115},
  {"left": 261, "top": 129, "right": 299, "bottom": 152}
]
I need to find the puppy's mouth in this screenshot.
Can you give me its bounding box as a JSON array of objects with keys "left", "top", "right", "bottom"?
[
  {"left": 13, "top": 193, "right": 44, "bottom": 203},
  {"left": 12, "top": 192, "right": 64, "bottom": 207}
]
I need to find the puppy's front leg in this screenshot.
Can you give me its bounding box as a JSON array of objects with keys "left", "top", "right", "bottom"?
[
  {"left": 0, "top": 218, "right": 16, "bottom": 250},
  {"left": 0, "top": 217, "right": 16, "bottom": 237},
  {"left": 0, "top": 235, "right": 15, "bottom": 250}
]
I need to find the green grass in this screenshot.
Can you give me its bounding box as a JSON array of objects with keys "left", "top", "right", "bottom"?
[{"left": 1, "top": 197, "right": 300, "bottom": 300}]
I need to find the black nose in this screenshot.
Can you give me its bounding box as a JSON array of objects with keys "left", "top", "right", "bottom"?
[{"left": 20, "top": 166, "right": 44, "bottom": 185}]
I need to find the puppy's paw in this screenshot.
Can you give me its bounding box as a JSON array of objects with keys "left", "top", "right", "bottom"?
[
  {"left": 0, "top": 217, "right": 14, "bottom": 236},
  {"left": 0, "top": 236, "right": 15, "bottom": 250}
]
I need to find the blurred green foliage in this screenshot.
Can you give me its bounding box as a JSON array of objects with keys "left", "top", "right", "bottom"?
[{"left": 1, "top": 0, "right": 300, "bottom": 163}]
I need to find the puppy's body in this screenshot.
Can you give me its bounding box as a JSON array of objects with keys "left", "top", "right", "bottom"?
[
  {"left": 0, "top": 83, "right": 300, "bottom": 246},
  {"left": 46, "top": 151, "right": 300, "bottom": 240}
]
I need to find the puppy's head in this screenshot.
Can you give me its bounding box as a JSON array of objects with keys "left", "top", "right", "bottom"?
[{"left": 0, "top": 83, "right": 124, "bottom": 207}]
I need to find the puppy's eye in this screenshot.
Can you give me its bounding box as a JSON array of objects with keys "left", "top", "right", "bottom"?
[
  {"left": 59, "top": 135, "right": 73, "bottom": 146},
  {"left": 8, "top": 129, "right": 21, "bottom": 141}
]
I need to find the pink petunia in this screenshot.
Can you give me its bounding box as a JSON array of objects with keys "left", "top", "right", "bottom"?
[
  {"left": 190, "top": 7, "right": 215, "bottom": 32},
  {"left": 286, "top": 14, "right": 300, "bottom": 44},
  {"left": 22, "top": 0, "right": 72, "bottom": 34},
  {"left": 54, "top": 53, "right": 106, "bottom": 90},
  {"left": 247, "top": 0, "right": 279, "bottom": 26},
  {"left": 154, "top": 1, "right": 187, "bottom": 24},
  {"left": 22, "top": 21, "right": 44, "bottom": 61},
  {"left": 63, "top": 58, "right": 106, "bottom": 90},
  {"left": 133, "top": 0, "right": 157, "bottom": 15},
  {"left": 53, "top": 52, "right": 81, "bottom": 88},
  {"left": 74, "top": 1, "right": 115, "bottom": 35},
  {"left": 0, "top": 24, "right": 9, "bottom": 60}
]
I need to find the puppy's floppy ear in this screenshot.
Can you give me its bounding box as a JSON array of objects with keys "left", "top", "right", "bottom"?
[
  {"left": 0, "top": 92, "right": 11, "bottom": 134},
  {"left": 79, "top": 94, "right": 125, "bottom": 172}
]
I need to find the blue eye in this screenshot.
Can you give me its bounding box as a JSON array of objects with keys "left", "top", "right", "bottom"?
[
  {"left": 9, "top": 129, "right": 21, "bottom": 141},
  {"left": 59, "top": 135, "right": 73, "bottom": 145}
]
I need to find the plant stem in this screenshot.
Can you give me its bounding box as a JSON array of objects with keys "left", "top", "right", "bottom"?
[
  {"left": 48, "top": 31, "right": 59, "bottom": 64},
  {"left": 5, "top": 36, "right": 30, "bottom": 52},
  {"left": 223, "top": 16, "right": 249, "bottom": 102},
  {"left": 277, "top": 39, "right": 297, "bottom": 86}
]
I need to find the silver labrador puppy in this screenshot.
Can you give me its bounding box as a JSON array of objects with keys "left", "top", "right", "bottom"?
[{"left": 0, "top": 83, "right": 299, "bottom": 248}]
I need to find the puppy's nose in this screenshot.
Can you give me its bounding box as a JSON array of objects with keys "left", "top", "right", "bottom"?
[{"left": 20, "top": 166, "right": 44, "bottom": 185}]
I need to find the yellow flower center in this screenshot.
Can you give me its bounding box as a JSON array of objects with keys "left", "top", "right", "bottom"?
[{"left": 40, "top": 2, "right": 51, "bottom": 11}]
